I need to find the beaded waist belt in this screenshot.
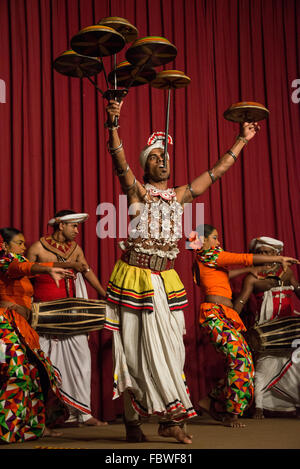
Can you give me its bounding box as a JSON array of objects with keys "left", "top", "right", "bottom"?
[{"left": 121, "top": 250, "right": 175, "bottom": 272}]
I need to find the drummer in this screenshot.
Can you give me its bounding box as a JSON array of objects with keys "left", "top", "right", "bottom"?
[
  {"left": 189, "top": 226, "right": 299, "bottom": 427},
  {"left": 233, "top": 236, "right": 300, "bottom": 419},
  {"left": 104, "top": 99, "right": 260, "bottom": 443},
  {"left": 26, "top": 210, "right": 107, "bottom": 427}
]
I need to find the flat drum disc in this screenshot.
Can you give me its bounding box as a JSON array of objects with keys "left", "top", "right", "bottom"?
[
  {"left": 98, "top": 16, "right": 138, "bottom": 43},
  {"left": 126, "top": 36, "right": 177, "bottom": 67},
  {"left": 224, "top": 101, "right": 269, "bottom": 123},
  {"left": 108, "top": 60, "right": 156, "bottom": 87},
  {"left": 71, "top": 25, "right": 125, "bottom": 57},
  {"left": 150, "top": 70, "right": 191, "bottom": 89},
  {"left": 53, "top": 50, "right": 103, "bottom": 78}
]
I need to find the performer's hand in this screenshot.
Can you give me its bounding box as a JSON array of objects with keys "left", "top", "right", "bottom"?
[
  {"left": 49, "top": 267, "right": 75, "bottom": 287},
  {"left": 240, "top": 121, "right": 260, "bottom": 141},
  {"left": 280, "top": 256, "right": 300, "bottom": 272},
  {"left": 106, "top": 99, "right": 123, "bottom": 125}
]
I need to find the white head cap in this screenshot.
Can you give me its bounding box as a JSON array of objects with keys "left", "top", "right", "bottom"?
[
  {"left": 249, "top": 236, "right": 284, "bottom": 254},
  {"left": 139, "top": 131, "right": 173, "bottom": 170},
  {"left": 48, "top": 213, "right": 89, "bottom": 226}
]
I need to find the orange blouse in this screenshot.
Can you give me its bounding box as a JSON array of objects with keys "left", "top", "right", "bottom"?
[
  {"left": 195, "top": 251, "right": 253, "bottom": 299},
  {"left": 0, "top": 258, "right": 53, "bottom": 349},
  {"left": 195, "top": 249, "right": 253, "bottom": 331}
]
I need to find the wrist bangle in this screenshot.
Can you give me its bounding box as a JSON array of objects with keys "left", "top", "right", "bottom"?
[
  {"left": 227, "top": 149, "right": 237, "bottom": 161},
  {"left": 187, "top": 183, "right": 196, "bottom": 198},
  {"left": 237, "top": 135, "right": 248, "bottom": 145},
  {"left": 107, "top": 141, "right": 123, "bottom": 154},
  {"left": 208, "top": 169, "right": 216, "bottom": 183}
]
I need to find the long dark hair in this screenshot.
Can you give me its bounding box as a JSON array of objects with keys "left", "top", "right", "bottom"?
[
  {"left": 0, "top": 227, "right": 22, "bottom": 244},
  {"left": 186, "top": 224, "right": 216, "bottom": 250},
  {"left": 195, "top": 224, "right": 216, "bottom": 239},
  {"left": 0, "top": 227, "right": 22, "bottom": 252}
]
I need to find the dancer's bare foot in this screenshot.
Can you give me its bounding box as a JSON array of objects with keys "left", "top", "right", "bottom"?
[
  {"left": 82, "top": 417, "right": 108, "bottom": 426},
  {"left": 43, "top": 427, "right": 63, "bottom": 437},
  {"left": 222, "top": 414, "right": 246, "bottom": 428},
  {"left": 158, "top": 424, "right": 192, "bottom": 444},
  {"left": 252, "top": 407, "right": 264, "bottom": 419}
]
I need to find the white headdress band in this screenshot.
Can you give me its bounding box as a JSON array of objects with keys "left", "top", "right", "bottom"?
[
  {"left": 48, "top": 213, "right": 89, "bottom": 226},
  {"left": 249, "top": 236, "right": 284, "bottom": 254},
  {"left": 139, "top": 131, "right": 173, "bottom": 169}
]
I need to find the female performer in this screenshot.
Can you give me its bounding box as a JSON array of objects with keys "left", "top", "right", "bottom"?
[
  {"left": 190, "top": 225, "right": 299, "bottom": 427},
  {"left": 0, "top": 227, "right": 86, "bottom": 443}
]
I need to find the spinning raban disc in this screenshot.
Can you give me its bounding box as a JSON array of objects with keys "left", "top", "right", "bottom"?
[
  {"left": 98, "top": 16, "right": 138, "bottom": 43},
  {"left": 224, "top": 101, "right": 269, "bottom": 123},
  {"left": 126, "top": 36, "right": 177, "bottom": 67},
  {"left": 71, "top": 25, "right": 126, "bottom": 58},
  {"left": 53, "top": 50, "right": 103, "bottom": 78},
  {"left": 108, "top": 60, "right": 156, "bottom": 88}
]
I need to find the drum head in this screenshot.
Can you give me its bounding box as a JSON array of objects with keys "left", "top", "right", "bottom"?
[
  {"left": 71, "top": 25, "right": 126, "bottom": 57},
  {"left": 108, "top": 60, "right": 156, "bottom": 87},
  {"left": 98, "top": 17, "right": 138, "bottom": 43},
  {"left": 224, "top": 101, "right": 269, "bottom": 123},
  {"left": 53, "top": 50, "right": 103, "bottom": 78},
  {"left": 150, "top": 70, "right": 191, "bottom": 89},
  {"left": 126, "top": 36, "right": 177, "bottom": 67}
]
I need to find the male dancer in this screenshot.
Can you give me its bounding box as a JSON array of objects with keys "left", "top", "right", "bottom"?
[
  {"left": 27, "top": 210, "right": 107, "bottom": 426},
  {"left": 234, "top": 236, "right": 300, "bottom": 418},
  {"left": 104, "top": 100, "right": 260, "bottom": 443}
]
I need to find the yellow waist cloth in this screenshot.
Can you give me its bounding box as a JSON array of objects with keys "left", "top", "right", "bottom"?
[{"left": 106, "top": 259, "right": 188, "bottom": 311}]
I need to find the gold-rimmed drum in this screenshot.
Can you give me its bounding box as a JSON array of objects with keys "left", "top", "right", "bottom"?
[
  {"left": 53, "top": 49, "right": 103, "bottom": 78},
  {"left": 223, "top": 101, "right": 269, "bottom": 123},
  {"left": 150, "top": 69, "right": 191, "bottom": 89},
  {"left": 126, "top": 36, "right": 177, "bottom": 67},
  {"left": 71, "top": 25, "right": 126, "bottom": 57},
  {"left": 98, "top": 16, "right": 138, "bottom": 43},
  {"left": 108, "top": 60, "right": 156, "bottom": 88}
]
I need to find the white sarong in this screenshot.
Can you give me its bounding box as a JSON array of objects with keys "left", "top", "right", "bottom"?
[
  {"left": 254, "top": 286, "right": 300, "bottom": 412},
  {"left": 39, "top": 274, "right": 92, "bottom": 422}
]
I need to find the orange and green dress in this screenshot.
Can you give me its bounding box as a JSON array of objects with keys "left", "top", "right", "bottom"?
[
  {"left": 194, "top": 246, "right": 255, "bottom": 415},
  {"left": 0, "top": 252, "right": 68, "bottom": 444}
]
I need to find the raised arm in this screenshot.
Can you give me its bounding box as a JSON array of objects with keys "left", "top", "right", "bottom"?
[
  {"left": 105, "top": 100, "right": 145, "bottom": 203},
  {"left": 177, "top": 122, "right": 260, "bottom": 204}
]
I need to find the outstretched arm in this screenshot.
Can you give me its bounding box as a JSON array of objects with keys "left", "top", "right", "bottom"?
[{"left": 177, "top": 122, "right": 260, "bottom": 204}]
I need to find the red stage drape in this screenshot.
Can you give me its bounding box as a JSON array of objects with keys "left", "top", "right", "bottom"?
[{"left": 0, "top": 0, "right": 299, "bottom": 421}]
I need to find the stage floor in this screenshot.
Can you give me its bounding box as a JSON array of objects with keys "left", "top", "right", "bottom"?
[{"left": 1, "top": 415, "right": 299, "bottom": 451}]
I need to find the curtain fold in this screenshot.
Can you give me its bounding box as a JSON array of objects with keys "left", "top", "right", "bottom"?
[{"left": 0, "top": 0, "right": 299, "bottom": 421}]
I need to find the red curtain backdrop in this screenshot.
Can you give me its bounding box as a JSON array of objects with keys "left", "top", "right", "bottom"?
[{"left": 0, "top": 0, "right": 299, "bottom": 421}]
